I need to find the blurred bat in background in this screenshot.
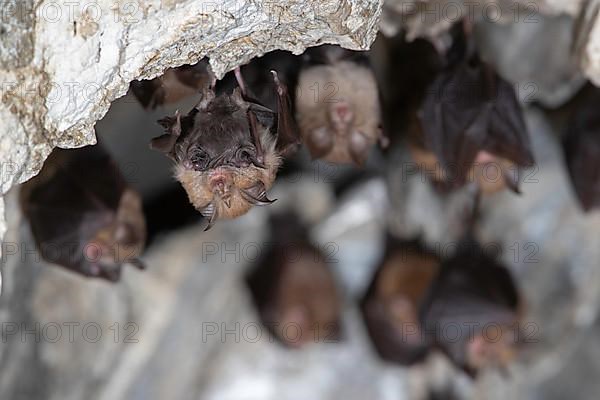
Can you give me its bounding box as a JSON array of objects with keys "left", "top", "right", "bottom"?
[
  {"left": 414, "top": 22, "right": 535, "bottom": 194},
  {"left": 150, "top": 68, "right": 300, "bottom": 230},
  {"left": 130, "top": 59, "right": 212, "bottom": 109},
  {"left": 563, "top": 85, "right": 600, "bottom": 212},
  {"left": 246, "top": 213, "right": 342, "bottom": 347},
  {"left": 419, "top": 241, "right": 522, "bottom": 376},
  {"left": 361, "top": 238, "right": 439, "bottom": 365},
  {"left": 20, "top": 145, "right": 146, "bottom": 282},
  {"left": 295, "top": 45, "right": 388, "bottom": 166}
]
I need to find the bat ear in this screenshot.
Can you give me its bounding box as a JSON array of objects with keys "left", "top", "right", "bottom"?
[{"left": 151, "top": 111, "right": 181, "bottom": 156}]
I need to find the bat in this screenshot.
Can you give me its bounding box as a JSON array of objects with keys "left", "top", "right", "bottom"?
[
  {"left": 19, "top": 145, "right": 146, "bottom": 282},
  {"left": 416, "top": 21, "right": 535, "bottom": 194},
  {"left": 295, "top": 45, "right": 388, "bottom": 166},
  {"left": 419, "top": 240, "right": 522, "bottom": 376},
  {"left": 150, "top": 67, "right": 300, "bottom": 230},
  {"left": 130, "top": 59, "right": 212, "bottom": 109},
  {"left": 563, "top": 85, "right": 600, "bottom": 212},
  {"left": 378, "top": 34, "right": 443, "bottom": 143},
  {"left": 246, "top": 213, "right": 342, "bottom": 347},
  {"left": 361, "top": 238, "right": 440, "bottom": 365}
]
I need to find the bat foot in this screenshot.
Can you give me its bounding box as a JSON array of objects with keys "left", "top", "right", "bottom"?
[
  {"left": 234, "top": 67, "right": 247, "bottom": 96},
  {"left": 270, "top": 70, "right": 285, "bottom": 96}
]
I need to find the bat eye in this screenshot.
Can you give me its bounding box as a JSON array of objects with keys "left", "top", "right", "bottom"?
[
  {"left": 236, "top": 147, "right": 254, "bottom": 163},
  {"left": 240, "top": 149, "right": 253, "bottom": 161},
  {"left": 189, "top": 147, "right": 209, "bottom": 170}
]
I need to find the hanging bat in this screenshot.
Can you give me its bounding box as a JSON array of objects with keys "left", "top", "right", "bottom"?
[
  {"left": 416, "top": 21, "right": 535, "bottom": 194},
  {"left": 20, "top": 145, "right": 146, "bottom": 282},
  {"left": 295, "top": 45, "right": 388, "bottom": 166},
  {"left": 563, "top": 85, "right": 600, "bottom": 212},
  {"left": 419, "top": 241, "right": 522, "bottom": 376},
  {"left": 130, "top": 59, "right": 212, "bottom": 109},
  {"left": 246, "top": 213, "right": 342, "bottom": 347},
  {"left": 378, "top": 34, "right": 443, "bottom": 143},
  {"left": 150, "top": 68, "right": 300, "bottom": 230},
  {"left": 361, "top": 238, "right": 439, "bottom": 365}
]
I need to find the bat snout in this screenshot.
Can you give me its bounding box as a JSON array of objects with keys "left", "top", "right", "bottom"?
[{"left": 329, "top": 102, "right": 354, "bottom": 128}]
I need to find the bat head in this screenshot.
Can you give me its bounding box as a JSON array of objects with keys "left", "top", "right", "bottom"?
[
  {"left": 152, "top": 88, "right": 281, "bottom": 228},
  {"left": 247, "top": 218, "right": 342, "bottom": 349},
  {"left": 82, "top": 189, "right": 146, "bottom": 281},
  {"left": 466, "top": 324, "right": 517, "bottom": 372},
  {"left": 272, "top": 245, "right": 341, "bottom": 347},
  {"left": 469, "top": 151, "right": 520, "bottom": 194},
  {"left": 361, "top": 241, "right": 440, "bottom": 364}
]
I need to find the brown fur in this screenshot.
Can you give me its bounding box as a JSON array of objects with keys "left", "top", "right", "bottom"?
[
  {"left": 295, "top": 61, "right": 384, "bottom": 165},
  {"left": 174, "top": 127, "right": 281, "bottom": 219},
  {"left": 274, "top": 244, "right": 341, "bottom": 346}
]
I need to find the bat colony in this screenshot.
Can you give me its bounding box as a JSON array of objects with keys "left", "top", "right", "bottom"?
[{"left": 20, "top": 17, "right": 598, "bottom": 377}]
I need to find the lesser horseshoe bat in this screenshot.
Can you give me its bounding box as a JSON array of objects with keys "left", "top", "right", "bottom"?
[
  {"left": 419, "top": 241, "right": 522, "bottom": 376},
  {"left": 361, "top": 238, "right": 440, "bottom": 365},
  {"left": 414, "top": 22, "right": 535, "bottom": 194},
  {"left": 563, "top": 85, "right": 600, "bottom": 212},
  {"left": 295, "top": 45, "right": 388, "bottom": 166},
  {"left": 130, "top": 59, "right": 212, "bottom": 109},
  {"left": 20, "top": 145, "right": 146, "bottom": 282},
  {"left": 150, "top": 68, "right": 300, "bottom": 230},
  {"left": 246, "top": 213, "right": 342, "bottom": 347}
]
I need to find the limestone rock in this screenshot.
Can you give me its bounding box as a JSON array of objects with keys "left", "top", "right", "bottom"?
[{"left": 0, "top": 0, "right": 384, "bottom": 288}]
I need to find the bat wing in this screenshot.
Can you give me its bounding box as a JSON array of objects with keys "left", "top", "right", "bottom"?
[
  {"left": 21, "top": 145, "right": 124, "bottom": 272},
  {"left": 242, "top": 71, "right": 300, "bottom": 158},
  {"left": 564, "top": 90, "right": 600, "bottom": 211},
  {"left": 421, "top": 56, "right": 533, "bottom": 189},
  {"left": 271, "top": 71, "right": 301, "bottom": 157},
  {"left": 486, "top": 72, "right": 534, "bottom": 167},
  {"left": 421, "top": 64, "right": 485, "bottom": 186},
  {"left": 419, "top": 243, "right": 520, "bottom": 372}
]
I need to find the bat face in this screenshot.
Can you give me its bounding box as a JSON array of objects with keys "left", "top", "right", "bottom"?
[
  {"left": 130, "top": 60, "right": 211, "bottom": 109},
  {"left": 84, "top": 188, "right": 146, "bottom": 280},
  {"left": 151, "top": 71, "right": 299, "bottom": 229},
  {"left": 295, "top": 48, "right": 387, "bottom": 166},
  {"left": 361, "top": 240, "right": 440, "bottom": 364},
  {"left": 246, "top": 217, "right": 341, "bottom": 348},
  {"left": 563, "top": 87, "right": 600, "bottom": 212},
  {"left": 419, "top": 242, "right": 521, "bottom": 375},
  {"left": 417, "top": 24, "right": 534, "bottom": 194},
  {"left": 407, "top": 120, "right": 519, "bottom": 194},
  {"left": 20, "top": 146, "right": 146, "bottom": 282}
]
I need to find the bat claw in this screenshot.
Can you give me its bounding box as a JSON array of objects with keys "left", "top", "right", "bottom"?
[
  {"left": 270, "top": 70, "right": 285, "bottom": 96},
  {"left": 202, "top": 203, "right": 219, "bottom": 231},
  {"left": 241, "top": 188, "right": 276, "bottom": 206}
]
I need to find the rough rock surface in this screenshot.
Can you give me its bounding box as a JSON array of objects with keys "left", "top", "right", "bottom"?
[
  {"left": 0, "top": 0, "right": 384, "bottom": 281},
  {"left": 3, "top": 107, "right": 600, "bottom": 399},
  {"left": 386, "top": 107, "right": 600, "bottom": 398}
]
